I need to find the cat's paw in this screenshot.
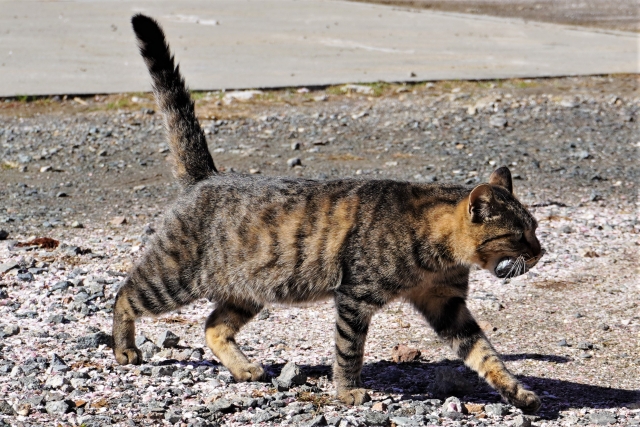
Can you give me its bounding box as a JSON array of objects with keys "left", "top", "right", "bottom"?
[
  {"left": 337, "top": 388, "right": 371, "bottom": 406},
  {"left": 114, "top": 347, "right": 142, "bottom": 365},
  {"left": 230, "top": 363, "right": 264, "bottom": 382},
  {"left": 510, "top": 388, "right": 541, "bottom": 413}
]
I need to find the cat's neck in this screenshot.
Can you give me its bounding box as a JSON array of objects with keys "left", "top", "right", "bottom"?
[{"left": 420, "top": 196, "right": 475, "bottom": 268}]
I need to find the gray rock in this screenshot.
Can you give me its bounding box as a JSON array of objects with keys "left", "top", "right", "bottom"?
[
  {"left": 489, "top": 115, "right": 508, "bottom": 128},
  {"left": 151, "top": 365, "right": 177, "bottom": 377},
  {"left": 208, "top": 398, "right": 235, "bottom": 413},
  {"left": 0, "top": 261, "right": 19, "bottom": 274},
  {"left": 590, "top": 412, "right": 617, "bottom": 425},
  {"left": 326, "top": 416, "right": 342, "bottom": 426},
  {"left": 577, "top": 341, "right": 593, "bottom": 350},
  {"left": 135, "top": 334, "right": 149, "bottom": 347},
  {"left": 17, "top": 271, "right": 34, "bottom": 282},
  {"left": 2, "top": 325, "right": 20, "bottom": 337},
  {"left": 389, "top": 416, "right": 416, "bottom": 425},
  {"left": 157, "top": 330, "right": 180, "bottom": 348},
  {"left": 576, "top": 150, "right": 591, "bottom": 159},
  {"left": 140, "top": 341, "right": 161, "bottom": 359},
  {"left": 75, "top": 331, "right": 112, "bottom": 349},
  {"left": 0, "top": 400, "right": 15, "bottom": 415},
  {"left": 514, "top": 414, "right": 532, "bottom": 427},
  {"left": 50, "top": 354, "right": 70, "bottom": 373},
  {"left": 557, "top": 338, "right": 569, "bottom": 347},
  {"left": 363, "top": 410, "right": 390, "bottom": 426},
  {"left": 560, "top": 225, "right": 573, "bottom": 233},
  {"left": 51, "top": 280, "right": 72, "bottom": 292},
  {"left": 253, "top": 410, "right": 277, "bottom": 423},
  {"left": 485, "top": 403, "right": 509, "bottom": 416},
  {"left": 191, "top": 347, "right": 205, "bottom": 361},
  {"left": 441, "top": 396, "right": 461, "bottom": 412},
  {"left": 165, "top": 408, "right": 182, "bottom": 423},
  {"left": 258, "top": 309, "right": 270, "bottom": 320},
  {"left": 45, "top": 400, "right": 70, "bottom": 415},
  {"left": 272, "top": 361, "right": 307, "bottom": 390},
  {"left": 287, "top": 157, "right": 302, "bottom": 168},
  {"left": 305, "top": 415, "right": 328, "bottom": 427}
]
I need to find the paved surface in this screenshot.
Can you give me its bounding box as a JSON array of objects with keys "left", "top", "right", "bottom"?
[
  {"left": 0, "top": 0, "right": 638, "bottom": 97},
  {"left": 354, "top": 0, "right": 640, "bottom": 33}
]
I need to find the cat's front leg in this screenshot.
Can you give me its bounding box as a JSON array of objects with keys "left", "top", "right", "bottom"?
[
  {"left": 333, "top": 292, "right": 375, "bottom": 405},
  {"left": 407, "top": 289, "right": 541, "bottom": 412}
]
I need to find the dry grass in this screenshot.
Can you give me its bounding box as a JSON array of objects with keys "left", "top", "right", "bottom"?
[{"left": 327, "top": 153, "right": 365, "bottom": 161}]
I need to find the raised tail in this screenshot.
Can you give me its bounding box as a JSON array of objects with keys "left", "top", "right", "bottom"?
[{"left": 131, "top": 14, "right": 217, "bottom": 187}]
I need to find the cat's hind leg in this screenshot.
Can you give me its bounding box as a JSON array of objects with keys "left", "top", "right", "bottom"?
[
  {"left": 407, "top": 288, "right": 541, "bottom": 413},
  {"left": 205, "top": 302, "right": 264, "bottom": 382},
  {"left": 113, "top": 250, "right": 201, "bottom": 365}
]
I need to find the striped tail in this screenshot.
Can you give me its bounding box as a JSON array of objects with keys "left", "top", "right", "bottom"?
[{"left": 131, "top": 14, "right": 217, "bottom": 187}]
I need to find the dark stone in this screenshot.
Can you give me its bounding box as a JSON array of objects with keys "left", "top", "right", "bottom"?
[
  {"left": 17, "top": 271, "right": 34, "bottom": 282},
  {"left": 51, "top": 280, "right": 72, "bottom": 292},
  {"left": 157, "top": 330, "right": 180, "bottom": 348},
  {"left": 135, "top": 335, "right": 149, "bottom": 347},
  {"left": 151, "top": 365, "right": 177, "bottom": 377},
  {"left": 0, "top": 400, "right": 15, "bottom": 415},
  {"left": 208, "top": 399, "right": 235, "bottom": 414},
  {"left": 48, "top": 314, "right": 68, "bottom": 324},
  {"left": 272, "top": 361, "right": 307, "bottom": 390},
  {"left": 363, "top": 410, "right": 390, "bottom": 426},
  {"left": 75, "top": 331, "right": 112, "bottom": 349},
  {"left": 253, "top": 410, "right": 277, "bottom": 423},
  {"left": 50, "top": 354, "right": 70, "bottom": 373},
  {"left": 0, "top": 230, "right": 8, "bottom": 240},
  {"left": 165, "top": 408, "right": 182, "bottom": 423}
]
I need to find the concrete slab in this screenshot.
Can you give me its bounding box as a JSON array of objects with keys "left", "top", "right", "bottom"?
[{"left": 0, "top": 0, "right": 637, "bottom": 97}]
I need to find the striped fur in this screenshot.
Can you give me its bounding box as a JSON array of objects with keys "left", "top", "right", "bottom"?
[{"left": 113, "top": 15, "right": 544, "bottom": 412}]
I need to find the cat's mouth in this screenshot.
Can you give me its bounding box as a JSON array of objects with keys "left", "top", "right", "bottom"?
[{"left": 494, "top": 257, "right": 527, "bottom": 279}]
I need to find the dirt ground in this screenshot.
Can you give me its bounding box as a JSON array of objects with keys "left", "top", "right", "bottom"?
[
  {"left": 351, "top": 0, "right": 640, "bottom": 32},
  {"left": 0, "top": 75, "right": 639, "bottom": 426}
]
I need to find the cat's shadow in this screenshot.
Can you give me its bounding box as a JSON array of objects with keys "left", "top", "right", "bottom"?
[{"left": 263, "top": 354, "right": 639, "bottom": 420}]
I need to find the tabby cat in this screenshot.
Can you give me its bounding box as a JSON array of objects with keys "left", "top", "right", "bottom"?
[{"left": 113, "top": 14, "right": 544, "bottom": 412}]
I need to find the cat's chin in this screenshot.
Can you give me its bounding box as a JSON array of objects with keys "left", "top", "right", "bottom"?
[{"left": 494, "top": 257, "right": 527, "bottom": 279}]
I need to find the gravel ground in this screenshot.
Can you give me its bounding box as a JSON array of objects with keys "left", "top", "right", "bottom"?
[
  {"left": 351, "top": 0, "right": 640, "bottom": 33},
  {"left": 0, "top": 76, "right": 639, "bottom": 426}
]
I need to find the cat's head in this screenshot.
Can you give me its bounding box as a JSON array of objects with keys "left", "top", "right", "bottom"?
[{"left": 465, "top": 167, "right": 544, "bottom": 279}]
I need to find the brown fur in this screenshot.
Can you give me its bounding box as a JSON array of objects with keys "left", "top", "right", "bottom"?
[{"left": 114, "top": 14, "right": 545, "bottom": 412}]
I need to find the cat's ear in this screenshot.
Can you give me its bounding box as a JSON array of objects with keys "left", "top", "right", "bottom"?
[
  {"left": 468, "top": 184, "right": 494, "bottom": 223},
  {"left": 489, "top": 166, "right": 513, "bottom": 194}
]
